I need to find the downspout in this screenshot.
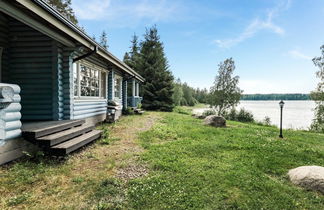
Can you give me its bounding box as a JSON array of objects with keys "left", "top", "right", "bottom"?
[{"left": 73, "top": 46, "right": 98, "bottom": 63}]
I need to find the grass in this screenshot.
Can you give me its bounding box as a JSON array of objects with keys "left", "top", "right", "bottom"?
[
  {"left": 0, "top": 111, "right": 323, "bottom": 209},
  {"left": 0, "top": 113, "right": 159, "bottom": 209},
  {"left": 127, "top": 112, "right": 324, "bottom": 209},
  {"left": 175, "top": 103, "right": 209, "bottom": 113}
]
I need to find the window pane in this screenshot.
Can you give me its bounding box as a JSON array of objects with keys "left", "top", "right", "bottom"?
[
  {"left": 73, "top": 63, "right": 78, "bottom": 96},
  {"left": 101, "top": 72, "right": 106, "bottom": 98},
  {"left": 90, "top": 87, "right": 95, "bottom": 96},
  {"left": 86, "top": 67, "right": 90, "bottom": 77},
  {"left": 78, "top": 63, "right": 106, "bottom": 98},
  {"left": 114, "top": 77, "right": 122, "bottom": 99}
]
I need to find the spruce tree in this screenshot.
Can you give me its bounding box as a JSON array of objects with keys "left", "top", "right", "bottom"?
[
  {"left": 99, "top": 31, "right": 108, "bottom": 50},
  {"left": 138, "top": 26, "right": 174, "bottom": 111},
  {"left": 123, "top": 34, "right": 140, "bottom": 69},
  {"left": 45, "top": 0, "right": 78, "bottom": 24}
]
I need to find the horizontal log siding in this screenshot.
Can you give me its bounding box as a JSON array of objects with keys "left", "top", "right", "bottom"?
[
  {"left": 0, "top": 13, "right": 9, "bottom": 82},
  {"left": 72, "top": 100, "right": 107, "bottom": 119},
  {"left": 0, "top": 84, "right": 22, "bottom": 145},
  {"left": 53, "top": 44, "right": 64, "bottom": 120},
  {"left": 7, "top": 17, "right": 55, "bottom": 120},
  {"left": 61, "top": 48, "right": 73, "bottom": 120},
  {"left": 72, "top": 54, "right": 109, "bottom": 120}
]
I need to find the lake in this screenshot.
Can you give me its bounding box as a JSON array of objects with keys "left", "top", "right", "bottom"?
[{"left": 193, "top": 100, "right": 316, "bottom": 130}]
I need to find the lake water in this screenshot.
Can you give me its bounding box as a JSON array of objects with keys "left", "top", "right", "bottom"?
[{"left": 193, "top": 100, "right": 316, "bottom": 130}]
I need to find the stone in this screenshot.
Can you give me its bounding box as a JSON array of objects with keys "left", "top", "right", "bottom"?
[
  {"left": 203, "top": 115, "right": 226, "bottom": 127},
  {"left": 197, "top": 115, "right": 206, "bottom": 119},
  {"left": 288, "top": 166, "right": 324, "bottom": 194}
]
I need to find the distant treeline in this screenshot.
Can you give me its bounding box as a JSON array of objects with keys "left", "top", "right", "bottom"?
[{"left": 241, "top": 94, "right": 311, "bottom": 100}]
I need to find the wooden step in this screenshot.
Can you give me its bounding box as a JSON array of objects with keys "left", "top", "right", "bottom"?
[
  {"left": 23, "top": 120, "right": 85, "bottom": 140},
  {"left": 50, "top": 130, "right": 102, "bottom": 155},
  {"left": 36, "top": 125, "right": 94, "bottom": 147}
]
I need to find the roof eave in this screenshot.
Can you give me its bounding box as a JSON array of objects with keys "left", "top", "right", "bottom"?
[{"left": 16, "top": 0, "right": 144, "bottom": 82}]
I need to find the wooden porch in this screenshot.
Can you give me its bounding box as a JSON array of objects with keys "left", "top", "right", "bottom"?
[{"left": 22, "top": 120, "right": 102, "bottom": 155}]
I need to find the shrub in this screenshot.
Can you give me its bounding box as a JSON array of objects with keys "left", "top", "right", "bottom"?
[
  {"left": 237, "top": 108, "right": 254, "bottom": 122},
  {"left": 223, "top": 108, "right": 237, "bottom": 121},
  {"left": 173, "top": 106, "right": 191, "bottom": 115},
  {"left": 263, "top": 116, "right": 271, "bottom": 126},
  {"left": 202, "top": 109, "right": 216, "bottom": 117},
  {"left": 123, "top": 107, "right": 135, "bottom": 115}
]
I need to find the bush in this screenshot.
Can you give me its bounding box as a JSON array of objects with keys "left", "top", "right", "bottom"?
[
  {"left": 224, "top": 108, "right": 237, "bottom": 121},
  {"left": 263, "top": 116, "right": 271, "bottom": 126},
  {"left": 202, "top": 109, "right": 217, "bottom": 117},
  {"left": 237, "top": 108, "right": 254, "bottom": 122},
  {"left": 173, "top": 106, "right": 191, "bottom": 115},
  {"left": 223, "top": 108, "right": 254, "bottom": 123},
  {"left": 123, "top": 107, "right": 135, "bottom": 115}
]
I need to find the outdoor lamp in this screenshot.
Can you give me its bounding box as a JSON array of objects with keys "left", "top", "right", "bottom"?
[{"left": 279, "top": 100, "right": 284, "bottom": 138}]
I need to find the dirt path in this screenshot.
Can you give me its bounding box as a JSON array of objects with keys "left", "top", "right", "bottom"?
[
  {"left": 0, "top": 112, "right": 161, "bottom": 209},
  {"left": 70, "top": 112, "right": 161, "bottom": 180},
  {"left": 107, "top": 112, "right": 161, "bottom": 180}
]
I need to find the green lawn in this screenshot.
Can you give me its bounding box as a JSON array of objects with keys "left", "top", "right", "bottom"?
[
  {"left": 0, "top": 111, "right": 323, "bottom": 209},
  {"left": 127, "top": 112, "right": 324, "bottom": 209}
]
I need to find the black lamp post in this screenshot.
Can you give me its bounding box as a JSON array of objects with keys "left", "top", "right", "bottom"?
[{"left": 279, "top": 100, "right": 285, "bottom": 138}]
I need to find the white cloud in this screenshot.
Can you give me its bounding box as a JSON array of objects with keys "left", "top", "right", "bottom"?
[
  {"left": 288, "top": 50, "right": 312, "bottom": 60},
  {"left": 214, "top": 0, "right": 290, "bottom": 48},
  {"left": 72, "top": 0, "right": 111, "bottom": 20},
  {"left": 72, "top": 0, "right": 181, "bottom": 26}
]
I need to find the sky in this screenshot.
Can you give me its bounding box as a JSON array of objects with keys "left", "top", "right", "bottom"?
[{"left": 71, "top": 0, "right": 324, "bottom": 94}]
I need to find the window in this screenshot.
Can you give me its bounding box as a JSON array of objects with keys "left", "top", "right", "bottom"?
[
  {"left": 101, "top": 71, "right": 107, "bottom": 98},
  {"left": 114, "top": 76, "right": 122, "bottom": 99},
  {"left": 73, "top": 62, "right": 107, "bottom": 99}
]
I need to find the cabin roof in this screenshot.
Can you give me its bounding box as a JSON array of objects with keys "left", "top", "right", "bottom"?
[{"left": 11, "top": 0, "right": 144, "bottom": 82}]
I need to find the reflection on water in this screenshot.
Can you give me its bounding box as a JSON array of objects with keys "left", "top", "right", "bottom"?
[{"left": 193, "top": 100, "right": 316, "bottom": 130}]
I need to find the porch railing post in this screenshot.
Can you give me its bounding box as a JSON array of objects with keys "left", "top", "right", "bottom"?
[
  {"left": 132, "top": 79, "right": 136, "bottom": 107},
  {"left": 122, "top": 79, "right": 127, "bottom": 109},
  {"left": 108, "top": 71, "right": 114, "bottom": 100}
]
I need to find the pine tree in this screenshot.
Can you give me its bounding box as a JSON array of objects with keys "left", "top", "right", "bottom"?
[
  {"left": 138, "top": 26, "right": 174, "bottom": 111},
  {"left": 123, "top": 52, "right": 131, "bottom": 65},
  {"left": 123, "top": 34, "right": 140, "bottom": 69},
  {"left": 99, "top": 31, "right": 108, "bottom": 50},
  {"left": 45, "top": 0, "right": 78, "bottom": 24}
]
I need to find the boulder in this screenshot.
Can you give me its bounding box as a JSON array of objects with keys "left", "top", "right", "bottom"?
[
  {"left": 204, "top": 115, "right": 226, "bottom": 127},
  {"left": 197, "top": 115, "right": 206, "bottom": 119},
  {"left": 288, "top": 166, "right": 324, "bottom": 194}
]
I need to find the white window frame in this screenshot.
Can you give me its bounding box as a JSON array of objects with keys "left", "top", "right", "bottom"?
[
  {"left": 136, "top": 82, "right": 139, "bottom": 97},
  {"left": 73, "top": 60, "right": 108, "bottom": 100},
  {"left": 114, "top": 74, "right": 123, "bottom": 100}
]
